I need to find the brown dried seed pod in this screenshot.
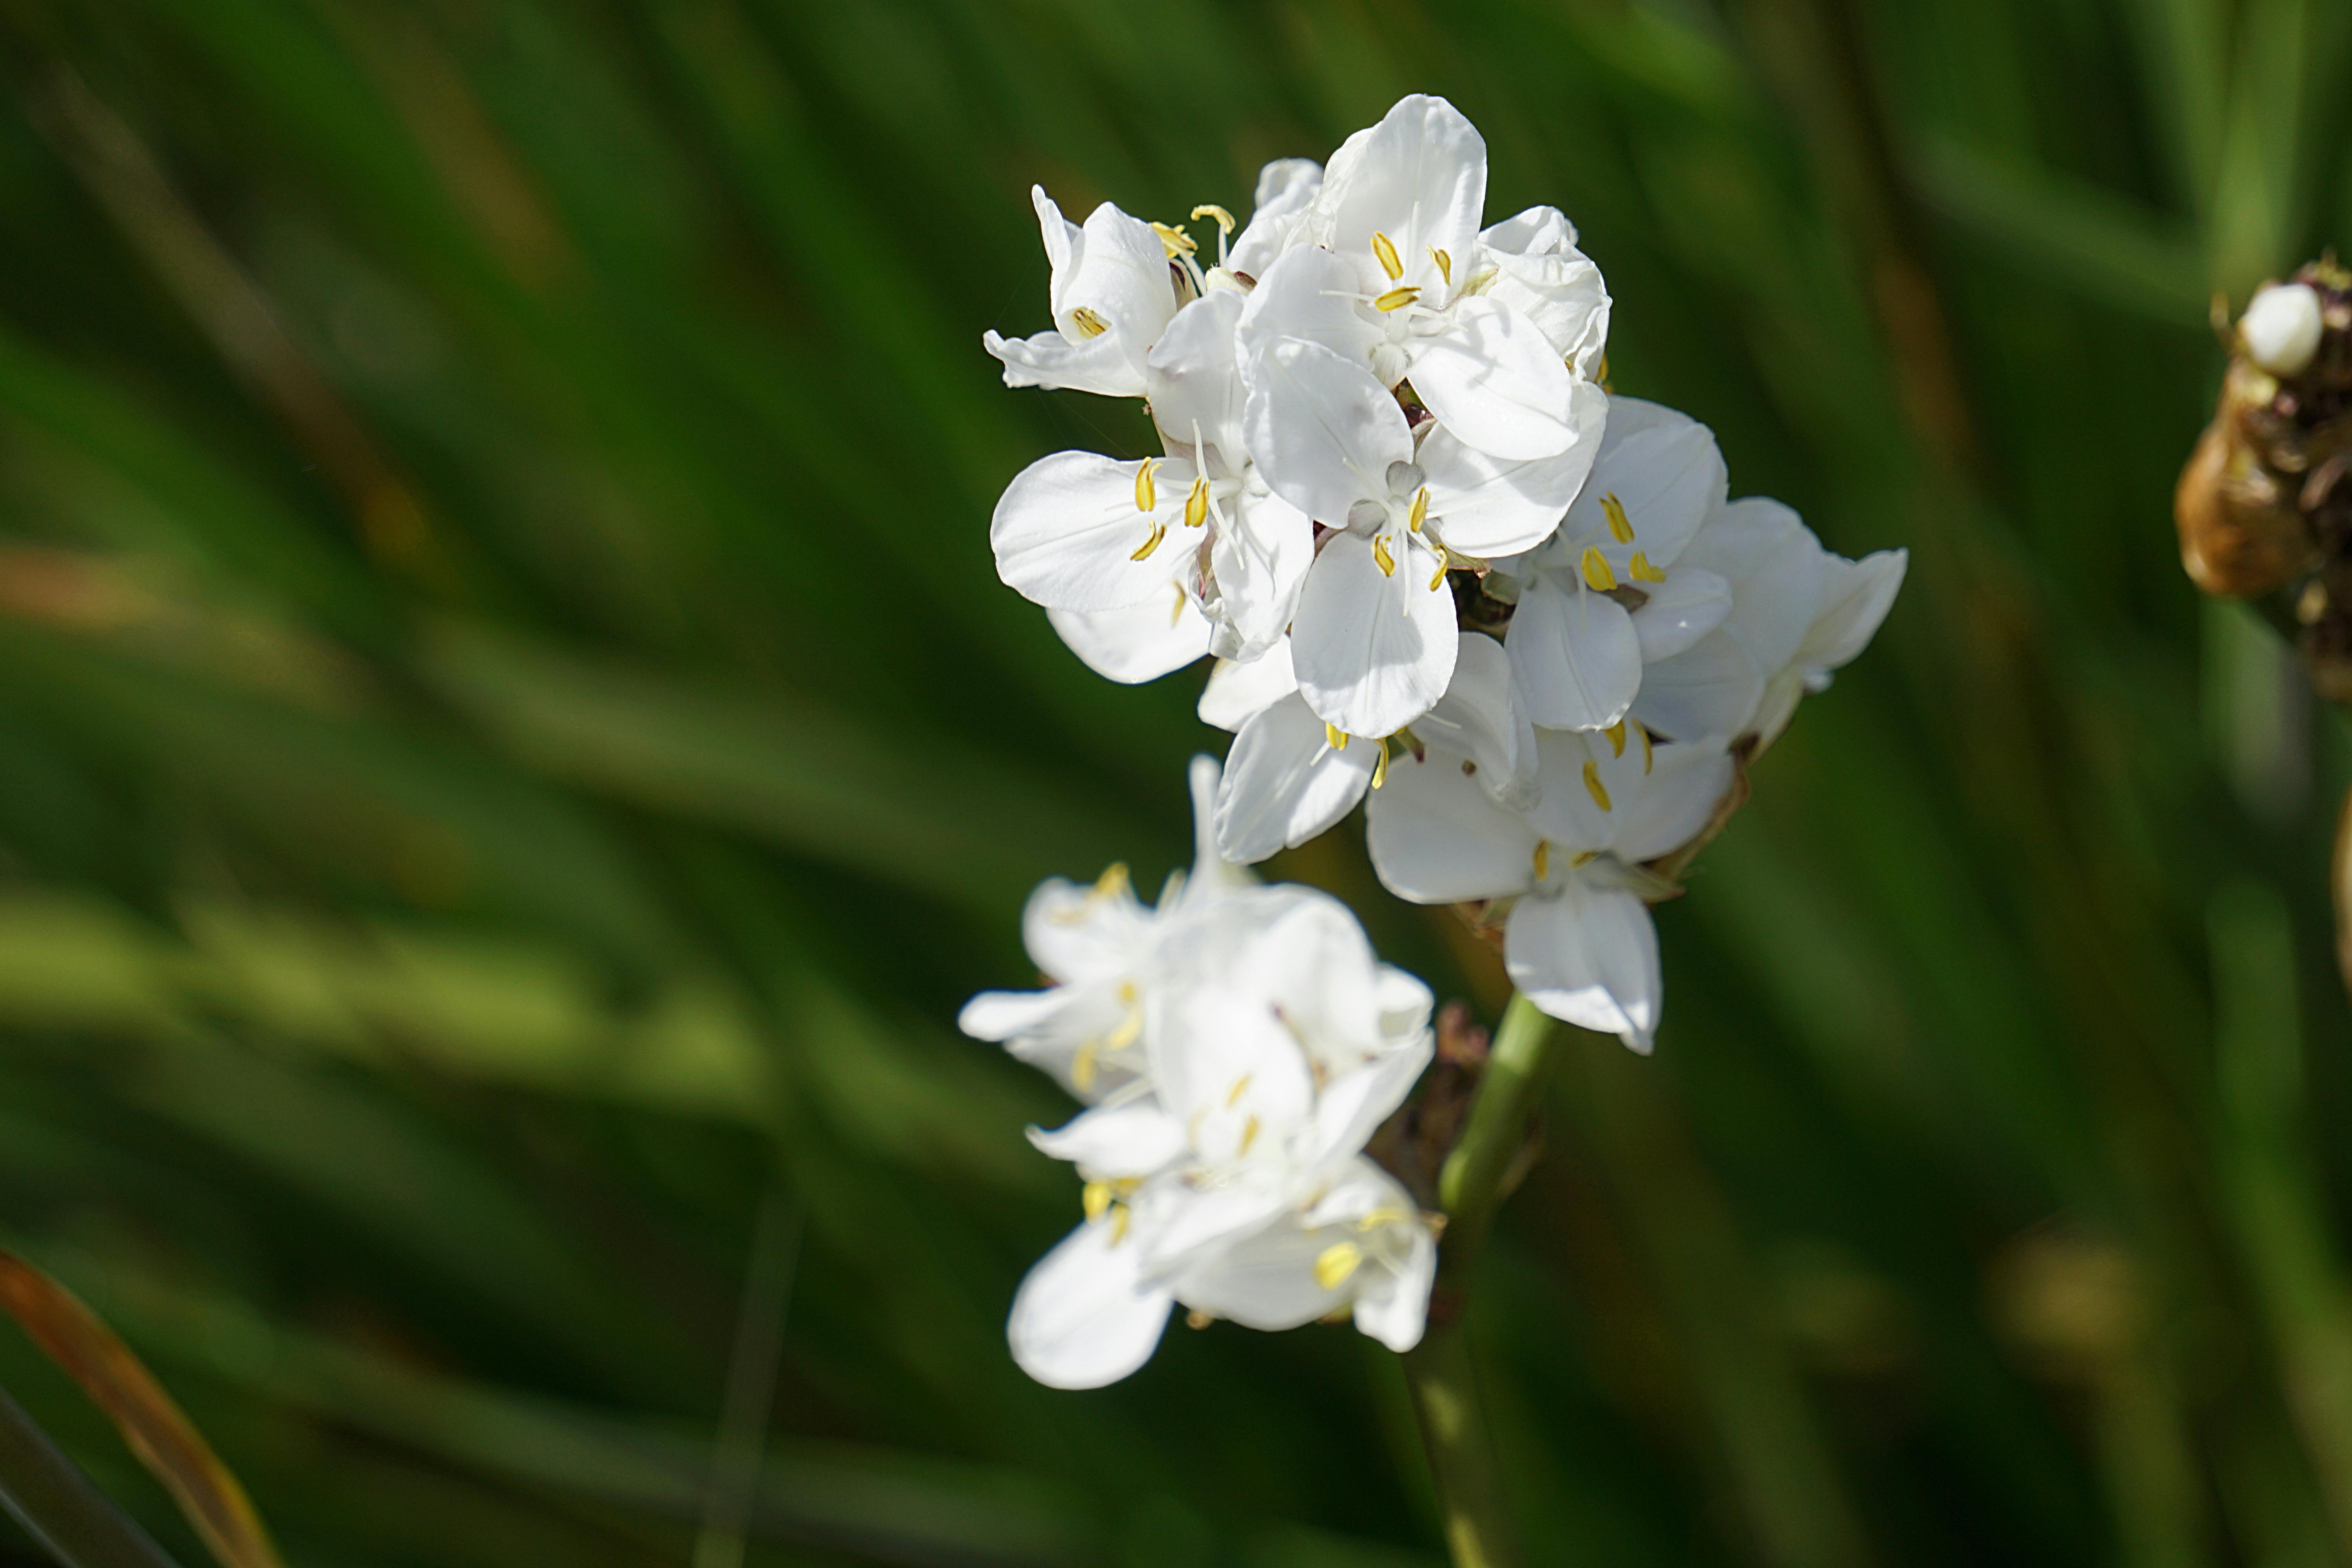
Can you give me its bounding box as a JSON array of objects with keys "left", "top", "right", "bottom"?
[{"left": 2176, "top": 419, "right": 2314, "bottom": 597}]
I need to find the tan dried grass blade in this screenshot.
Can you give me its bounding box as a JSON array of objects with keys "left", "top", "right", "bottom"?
[{"left": 0, "top": 1254, "right": 283, "bottom": 1568}]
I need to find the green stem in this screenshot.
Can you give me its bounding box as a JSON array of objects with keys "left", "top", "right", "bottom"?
[{"left": 1400, "top": 992, "right": 1562, "bottom": 1568}]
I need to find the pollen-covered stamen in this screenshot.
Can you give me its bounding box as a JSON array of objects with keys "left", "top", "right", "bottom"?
[
  {"left": 1190, "top": 203, "right": 1236, "bottom": 235},
  {"left": 1185, "top": 475, "right": 1210, "bottom": 528},
  {"left": 1238, "top": 1115, "right": 1262, "bottom": 1156},
  {"left": 1427, "top": 554, "right": 1449, "bottom": 592},
  {"left": 1130, "top": 520, "right": 1168, "bottom": 561},
  {"left": 1315, "top": 1241, "right": 1364, "bottom": 1290},
  {"left": 1580, "top": 545, "right": 1618, "bottom": 592},
  {"left": 1374, "top": 285, "right": 1420, "bottom": 313},
  {"left": 1225, "top": 1074, "right": 1253, "bottom": 1109},
  {"left": 1638, "top": 724, "right": 1653, "bottom": 774},
  {"left": 1071, "top": 307, "right": 1111, "bottom": 338},
  {"left": 1371, "top": 231, "right": 1403, "bottom": 281},
  {"left": 1083, "top": 1181, "right": 1112, "bottom": 1221},
  {"left": 1324, "top": 722, "right": 1350, "bottom": 753},
  {"left": 1629, "top": 551, "right": 1666, "bottom": 583},
  {"left": 1357, "top": 1205, "right": 1411, "bottom": 1231},
  {"left": 1372, "top": 534, "right": 1398, "bottom": 577},
  {"left": 1601, "top": 492, "right": 1635, "bottom": 543},
  {"left": 1605, "top": 720, "right": 1628, "bottom": 758},
  {"left": 1151, "top": 221, "right": 1197, "bottom": 260},
  {"left": 1407, "top": 487, "right": 1430, "bottom": 534},
  {"left": 1532, "top": 840, "right": 1551, "bottom": 880},
  {"left": 1583, "top": 759, "right": 1613, "bottom": 811},
  {"left": 1134, "top": 457, "right": 1158, "bottom": 513},
  {"left": 1430, "top": 247, "right": 1452, "bottom": 286},
  {"left": 1370, "top": 742, "right": 1390, "bottom": 790}
]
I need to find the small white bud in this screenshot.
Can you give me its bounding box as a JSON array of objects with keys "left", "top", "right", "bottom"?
[{"left": 2242, "top": 282, "right": 2324, "bottom": 377}]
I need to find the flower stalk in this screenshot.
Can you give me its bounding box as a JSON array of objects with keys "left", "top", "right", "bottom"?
[{"left": 1401, "top": 991, "right": 1563, "bottom": 1568}]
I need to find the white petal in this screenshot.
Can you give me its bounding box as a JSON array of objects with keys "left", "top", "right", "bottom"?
[
  {"left": 1704, "top": 499, "right": 1824, "bottom": 678},
  {"left": 1414, "top": 630, "right": 1540, "bottom": 810},
  {"left": 1027, "top": 1103, "right": 1189, "bottom": 1179},
  {"left": 1417, "top": 380, "right": 1605, "bottom": 556},
  {"left": 983, "top": 328, "right": 1147, "bottom": 399},
  {"left": 1628, "top": 566, "right": 1731, "bottom": 662},
  {"left": 991, "top": 451, "right": 1193, "bottom": 611},
  {"left": 1291, "top": 532, "right": 1459, "bottom": 737},
  {"left": 1235, "top": 247, "right": 1384, "bottom": 380},
  {"left": 1021, "top": 876, "right": 1153, "bottom": 985},
  {"left": 1309, "top": 1036, "right": 1434, "bottom": 1170},
  {"left": 1242, "top": 338, "right": 1408, "bottom": 523},
  {"left": 1633, "top": 630, "right": 1766, "bottom": 744},
  {"left": 1171, "top": 1214, "right": 1344, "bottom": 1332},
  {"left": 1374, "top": 964, "right": 1436, "bottom": 1041},
  {"left": 1364, "top": 742, "right": 1539, "bottom": 905},
  {"left": 1229, "top": 158, "right": 1325, "bottom": 278},
  {"left": 1207, "top": 489, "right": 1315, "bottom": 662},
  {"left": 1197, "top": 641, "right": 1299, "bottom": 731},
  {"left": 1030, "top": 185, "right": 1079, "bottom": 281},
  {"left": 1352, "top": 1225, "right": 1436, "bottom": 1351},
  {"left": 1147, "top": 291, "right": 1247, "bottom": 466},
  {"left": 1008, "top": 1220, "right": 1174, "bottom": 1389},
  {"left": 1797, "top": 548, "right": 1907, "bottom": 671},
  {"left": 1213, "top": 693, "right": 1377, "bottom": 864},
  {"left": 1505, "top": 879, "right": 1661, "bottom": 1053},
  {"left": 956, "top": 987, "right": 1074, "bottom": 1044},
  {"left": 1314, "top": 94, "right": 1486, "bottom": 294},
  {"left": 1561, "top": 397, "right": 1726, "bottom": 572},
  {"left": 1506, "top": 574, "right": 1641, "bottom": 731},
  {"left": 1047, "top": 593, "right": 1211, "bottom": 684},
  {"left": 1478, "top": 206, "right": 1612, "bottom": 377},
  {"left": 1053, "top": 200, "right": 1183, "bottom": 381},
  {"left": 1408, "top": 299, "right": 1581, "bottom": 461},
  {"left": 1610, "top": 740, "right": 1737, "bottom": 862},
  {"left": 1146, "top": 968, "right": 1316, "bottom": 1139}
]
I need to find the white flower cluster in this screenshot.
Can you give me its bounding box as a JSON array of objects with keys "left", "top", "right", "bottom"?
[
  {"left": 961, "top": 760, "right": 1437, "bottom": 1388},
  {"left": 987, "top": 93, "right": 1905, "bottom": 1054},
  {"left": 971, "top": 94, "right": 1906, "bottom": 1386}
]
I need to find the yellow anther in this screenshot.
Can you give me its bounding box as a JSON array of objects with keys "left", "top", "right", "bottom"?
[
  {"left": 1532, "top": 840, "right": 1551, "bottom": 880},
  {"left": 1370, "top": 231, "right": 1403, "bottom": 281},
  {"left": 1324, "top": 723, "right": 1349, "bottom": 753},
  {"left": 1428, "top": 554, "right": 1449, "bottom": 592},
  {"left": 1370, "top": 744, "right": 1389, "bottom": 789},
  {"left": 1579, "top": 545, "right": 1617, "bottom": 592},
  {"left": 1430, "top": 247, "right": 1452, "bottom": 285},
  {"left": 1605, "top": 720, "right": 1627, "bottom": 757},
  {"left": 1134, "top": 456, "right": 1157, "bottom": 513},
  {"left": 1596, "top": 352, "right": 1611, "bottom": 389},
  {"left": 1314, "top": 1241, "right": 1364, "bottom": 1291},
  {"left": 1357, "top": 1206, "right": 1410, "bottom": 1231},
  {"left": 1600, "top": 492, "right": 1634, "bottom": 543},
  {"left": 1571, "top": 849, "right": 1600, "bottom": 867},
  {"left": 1630, "top": 551, "right": 1666, "bottom": 583},
  {"left": 1372, "top": 534, "right": 1398, "bottom": 577},
  {"left": 1129, "top": 520, "right": 1167, "bottom": 561},
  {"left": 1239, "top": 1115, "right": 1261, "bottom": 1156},
  {"left": 1111, "top": 1204, "right": 1131, "bottom": 1244},
  {"left": 1190, "top": 203, "right": 1236, "bottom": 235},
  {"left": 1072, "top": 1041, "right": 1099, "bottom": 1093},
  {"left": 1104, "top": 1005, "right": 1143, "bottom": 1051},
  {"left": 1169, "top": 584, "right": 1187, "bottom": 626},
  {"left": 1373, "top": 285, "right": 1420, "bottom": 313},
  {"left": 1096, "top": 863, "right": 1131, "bottom": 899},
  {"left": 1151, "top": 221, "right": 1196, "bottom": 258},
  {"left": 1116, "top": 979, "right": 1137, "bottom": 1004},
  {"left": 1407, "top": 486, "right": 1430, "bottom": 533},
  {"left": 1583, "top": 759, "right": 1613, "bottom": 811},
  {"left": 1083, "top": 1181, "right": 1112, "bottom": 1222},
  {"left": 1225, "top": 1074, "right": 1253, "bottom": 1109},
  {"left": 1185, "top": 475, "right": 1210, "bottom": 528},
  {"left": 1070, "top": 307, "right": 1111, "bottom": 338}
]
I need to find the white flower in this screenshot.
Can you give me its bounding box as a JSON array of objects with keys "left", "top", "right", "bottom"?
[
  {"left": 1243, "top": 338, "right": 1604, "bottom": 736},
  {"left": 1240, "top": 96, "right": 1606, "bottom": 463},
  {"left": 1490, "top": 396, "right": 1730, "bottom": 732},
  {"left": 1202, "top": 632, "right": 1540, "bottom": 864},
  {"left": 1632, "top": 499, "right": 1907, "bottom": 751},
  {"left": 1226, "top": 158, "right": 1323, "bottom": 279},
  {"left": 974, "top": 762, "right": 1439, "bottom": 1388},
  {"left": 1365, "top": 722, "right": 1733, "bottom": 1053},
  {"left": 984, "top": 188, "right": 1189, "bottom": 397},
  {"left": 2242, "top": 281, "right": 2325, "bottom": 377}
]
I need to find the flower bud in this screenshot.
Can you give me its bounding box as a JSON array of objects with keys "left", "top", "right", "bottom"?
[{"left": 2242, "top": 281, "right": 2325, "bottom": 377}]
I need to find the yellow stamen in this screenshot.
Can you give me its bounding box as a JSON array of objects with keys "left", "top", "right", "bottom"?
[
  {"left": 1532, "top": 840, "right": 1551, "bottom": 880},
  {"left": 1428, "top": 554, "right": 1449, "bottom": 592},
  {"left": 1596, "top": 352, "right": 1611, "bottom": 389},
  {"left": 1129, "top": 520, "right": 1167, "bottom": 560},
  {"left": 1407, "top": 486, "right": 1429, "bottom": 534},
  {"left": 1225, "top": 1074, "right": 1253, "bottom": 1109},
  {"left": 1315, "top": 1242, "right": 1364, "bottom": 1291},
  {"left": 1111, "top": 1205, "right": 1131, "bottom": 1244},
  {"left": 1083, "top": 1181, "right": 1112, "bottom": 1222},
  {"left": 1096, "top": 863, "right": 1131, "bottom": 899},
  {"left": 1151, "top": 221, "right": 1196, "bottom": 258},
  {"left": 1070, "top": 307, "right": 1110, "bottom": 338},
  {"left": 1238, "top": 1115, "right": 1261, "bottom": 1156},
  {"left": 1583, "top": 759, "right": 1613, "bottom": 811},
  {"left": 1185, "top": 475, "right": 1209, "bottom": 528},
  {"left": 1430, "top": 247, "right": 1452, "bottom": 285},
  {"left": 1324, "top": 722, "right": 1349, "bottom": 753},
  {"left": 1370, "top": 744, "right": 1389, "bottom": 789},
  {"left": 1600, "top": 491, "right": 1634, "bottom": 543},
  {"left": 1104, "top": 1005, "right": 1143, "bottom": 1052},
  {"left": 1357, "top": 1206, "right": 1410, "bottom": 1231},
  {"left": 1072, "top": 1041, "right": 1099, "bottom": 1093},
  {"left": 1571, "top": 849, "right": 1599, "bottom": 867},
  {"left": 1190, "top": 203, "right": 1236, "bottom": 235},
  {"left": 1605, "top": 720, "right": 1627, "bottom": 757},
  {"left": 1134, "top": 456, "right": 1157, "bottom": 513},
  {"left": 1370, "top": 231, "right": 1403, "bottom": 281},
  {"left": 1579, "top": 545, "right": 1617, "bottom": 592},
  {"left": 1630, "top": 551, "right": 1666, "bottom": 583},
  {"left": 1373, "top": 285, "right": 1420, "bottom": 312},
  {"left": 1637, "top": 724, "right": 1653, "bottom": 774},
  {"left": 1372, "top": 534, "right": 1397, "bottom": 577},
  {"left": 1169, "top": 584, "right": 1187, "bottom": 626}
]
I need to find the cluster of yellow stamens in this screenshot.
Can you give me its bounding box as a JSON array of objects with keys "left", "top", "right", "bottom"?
[
  {"left": 1083, "top": 1176, "right": 1142, "bottom": 1242},
  {"left": 1584, "top": 492, "right": 1670, "bottom": 589},
  {"left": 1129, "top": 457, "right": 1166, "bottom": 561},
  {"left": 1069, "top": 306, "right": 1110, "bottom": 339}
]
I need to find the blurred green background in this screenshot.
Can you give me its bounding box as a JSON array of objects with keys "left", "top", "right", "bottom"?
[{"left": 0, "top": 0, "right": 2346, "bottom": 1564}]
